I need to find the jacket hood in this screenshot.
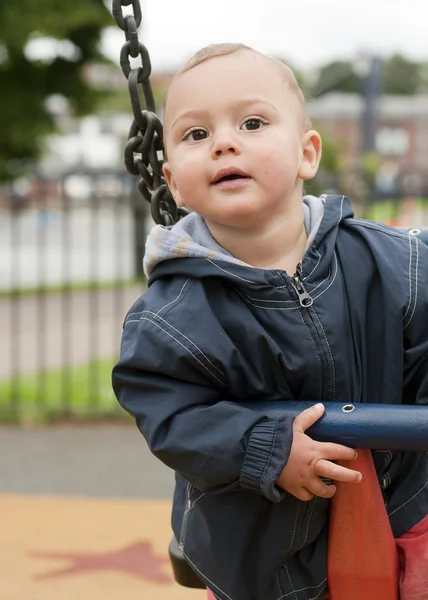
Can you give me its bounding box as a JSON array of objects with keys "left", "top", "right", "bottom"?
[{"left": 144, "top": 194, "right": 354, "bottom": 286}]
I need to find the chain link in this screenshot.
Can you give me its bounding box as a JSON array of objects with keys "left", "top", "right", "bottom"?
[{"left": 112, "top": 0, "right": 185, "bottom": 225}]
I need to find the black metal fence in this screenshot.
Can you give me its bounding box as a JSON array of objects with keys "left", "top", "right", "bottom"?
[
  {"left": 2, "top": 166, "right": 428, "bottom": 423},
  {"left": 0, "top": 168, "right": 150, "bottom": 423}
]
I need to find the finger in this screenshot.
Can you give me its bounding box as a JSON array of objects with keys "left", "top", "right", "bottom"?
[
  {"left": 306, "top": 478, "right": 337, "bottom": 499},
  {"left": 293, "top": 488, "right": 315, "bottom": 502},
  {"left": 315, "top": 459, "right": 362, "bottom": 483},
  {"left": 316, "top": 442, "right": 358, "bottom": 462},
  {"left": 293, "top": 403, "right": 325, "bottom": 433}
]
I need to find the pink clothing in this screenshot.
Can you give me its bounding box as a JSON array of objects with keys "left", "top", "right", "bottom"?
[
  {"left": 324, "top": 513, "right": 428, "bottom": 599},
  {"left": 395, "top": 513, "right": 428, "bottom": 600}
]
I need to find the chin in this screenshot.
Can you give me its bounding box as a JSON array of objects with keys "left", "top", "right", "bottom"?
[
  {"left": 214, "top": 211, "right": 266, "bottom": 230},
  {"left": 221, "top": 198, "right": 264, "bottom": 217}
]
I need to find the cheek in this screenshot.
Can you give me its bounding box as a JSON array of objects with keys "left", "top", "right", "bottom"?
[
  {"left": 256, "top": 150, "right": 275, "bottom": 175},
  {"left": 172, "top": 166, "right": 206, "bottom": 209},
  {"left": 260, "top": 141, "right": 300, "bottom": 178},
  {"left": 172, "top": 159, "right": 199, "bottom": 191},
  {"left": 259, "top": 151, "right": 288, "bottom": 179}
]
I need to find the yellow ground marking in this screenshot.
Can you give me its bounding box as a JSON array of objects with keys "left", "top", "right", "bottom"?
[{"left": 0, "top": 494, "right": 206, "bottom": 600}]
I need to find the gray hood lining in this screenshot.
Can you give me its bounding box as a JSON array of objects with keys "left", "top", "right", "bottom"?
[{"left": 143, "top": 195, "right": 325, "bottom": 278}]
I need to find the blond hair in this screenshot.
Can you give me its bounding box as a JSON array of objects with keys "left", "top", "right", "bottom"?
[{"left": 164, "top": 43, "right": 311, "bottom": 129}]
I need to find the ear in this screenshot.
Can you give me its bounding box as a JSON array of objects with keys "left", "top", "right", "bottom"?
[
  {"left": 298, "top": 130, "right": 322, "bottom": 181},
  {"left": 162, "top": 162, "right": 185, "bottom": 207}
]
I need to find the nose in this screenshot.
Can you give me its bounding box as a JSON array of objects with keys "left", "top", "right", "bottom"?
[{"left": 211, "top": 128, "right": 240, "bottom": 158}]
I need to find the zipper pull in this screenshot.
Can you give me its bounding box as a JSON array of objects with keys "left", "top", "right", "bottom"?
[{"left": 291, "top": 275, "right": 313, "bottom": 307}]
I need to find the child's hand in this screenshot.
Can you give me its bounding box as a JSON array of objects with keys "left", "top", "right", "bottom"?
[{"left": 276, "top": 403, "right": 362, "bottom": 501}]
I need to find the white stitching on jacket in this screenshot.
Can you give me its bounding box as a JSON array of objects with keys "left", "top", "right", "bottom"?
[
  {"left": 388, "top": 477, "right": 428, "bottom": 517},
  {"left": 178, "top": 482, "right": 193, "bottom": 550},
  {"left": 126, "top": 316, "right": 227, "bottom": 386},
  {"left": 179, "top": 487, "right": 206, "bottom": 550},
  {"left": 336, "top": 195, "right": 345, "bottom": 225},
  {"left": 301, "top": 497, "right": 318, "bottom": 548},
  {"left": 288, "top": 501, "right": 302, "bottom": 551},
  {"left": 296, "top": 309, "right": 322, "bottom": 400},
  {"left": 156, "top": 277, "right": 190, "bottom": 316},
  {"left": 284, "top": 563, "right": 298, "bottom": 600},
  {"left": 312, "top": 312, "right": 336, "bottom": 402},
  {"left": 180, "top": 550, "right": 234, "bottom": 600},
  {"left": 126, "top": 311, "right": 144, "bottom": 320},
  {"left": 143, "top": 310, "right": 226, "bottom": 378},
  {"left": 403, "top": 237, "right": 419, "bottom": 331},
  {"left": 351, "top": 220, "right": 409, "bottom": 240},
  {"left": 276, "top": 577, "right": 328, "bottom": 600},
  {"left": 402, "top": 234, "right": 414, "bottom": 322},
  {"left": 244, "top": 295, "right": 295, "bottom": 304},
  {"left": 232, "top": 255, "right": 337, "bottom": 311},
  {"left": 242, "top": 266, "right": 332, "bottom": 305},
  {"left": 303, "top": 249, "right": 322, "bottom": 281},
  {"left": 207, "top": 249, "right": 337, "bottom": 307},
  {"left": 311, "top": 253, "right": 338, "bottom": 302},
  {"left": 276, "top": 572, "right": 285, "bottom": 597},
  {"left": 305, "top": 267, "right": 332, "bottom": 296},
  {"left": 125, "top": 310, "right": 226, "bottom": 382},
  {"left": 206, "top": 259, "right": 259, "bottom": 284},
  {"left": 232, "top": 288, "right": 300, "bottom": 310}
]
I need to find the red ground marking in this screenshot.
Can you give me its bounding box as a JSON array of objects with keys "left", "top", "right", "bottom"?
[{"left": 29, "top": 540, "right": 172, "bottom": 584}]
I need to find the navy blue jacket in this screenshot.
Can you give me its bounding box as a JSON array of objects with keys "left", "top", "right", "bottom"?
[{"left": 112, "top": 195, "right": 428, "bottom": 600}]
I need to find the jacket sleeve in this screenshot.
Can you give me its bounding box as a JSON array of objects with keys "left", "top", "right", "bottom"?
[
  {"left": 112, "top": 297, "right": 294, "bottom": 503},
  {"left": 402, "top": 238, "right": 428, "bottom": 405}
]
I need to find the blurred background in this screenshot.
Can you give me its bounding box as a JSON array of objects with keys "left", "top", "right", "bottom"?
[
  {"left": 2, "top": 0, "right": 428, "bottom": 423},
  {"left": 1, "top": 0, "right": 428, "bottom": 597}
]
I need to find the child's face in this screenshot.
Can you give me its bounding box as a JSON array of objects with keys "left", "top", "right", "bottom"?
[{"left": 162, "top": 50, "right": 321, "bottom": 230}]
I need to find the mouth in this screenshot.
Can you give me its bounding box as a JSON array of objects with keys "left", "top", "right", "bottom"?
[{"left": 212, "top": 167, "right": 250, "bottom": 185}]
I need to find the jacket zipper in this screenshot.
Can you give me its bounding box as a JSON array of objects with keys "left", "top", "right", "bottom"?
[
  {"left": 289, "top": 265, "right": 335, "bottom": 400},
  {"left": 291, "top": 274, "right": 313, "bottom": 307}
]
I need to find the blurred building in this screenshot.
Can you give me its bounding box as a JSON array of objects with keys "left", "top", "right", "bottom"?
[{"left": 307, "top": 93, "right": 428, "bottom": 198}]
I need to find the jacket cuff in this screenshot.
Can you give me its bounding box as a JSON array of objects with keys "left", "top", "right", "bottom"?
[{"left": 240, "top": 416, "right": 293, "bottom": 502}]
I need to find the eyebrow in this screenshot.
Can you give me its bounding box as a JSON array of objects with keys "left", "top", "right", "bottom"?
[{"left": 170, "top": 98, "right": 279, "bottom": 132}]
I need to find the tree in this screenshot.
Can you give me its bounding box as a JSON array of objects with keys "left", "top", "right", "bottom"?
[
  {"left": 310, "top": 61, "right": 362, "bottom": 97},
  {"left": 382, "top": 54, "right": 420, "bottom": 95},
  {"left": 310, "top": 54, "right": 426, "bottom": 98},
  {"left": 0, "top": 0, "right": 113, "bottom": 181}
]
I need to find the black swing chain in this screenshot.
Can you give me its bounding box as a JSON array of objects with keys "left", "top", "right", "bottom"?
[{"left": 112, "top": 0, "right": 186, "bottom": 226}]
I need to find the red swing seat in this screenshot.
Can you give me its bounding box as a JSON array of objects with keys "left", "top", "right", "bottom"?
[
  {"left": 327, "top": 449, "right": 399, "bottom": 600},
  {"left": 205, "top": 449, "right": 399, "bottom": 600}
]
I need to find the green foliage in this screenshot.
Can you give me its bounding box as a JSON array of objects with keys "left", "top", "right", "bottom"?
[
  {"left": 318, "top": 133, "right": 341, "bottom": 175},
  {"left": 311, "top": 54, "right": 428, "bottom": 98},
  {"left": 0, "top": 0, "right": 112, "bottom": 180},
  {"left": 360, "top": 151, "right": 381, "bottom": 188},
  {"left": 311, "top": 61, "right": 362, "bottom": 97},
  {"left": 382, "top": 54, "right": 420, "bottom": 95},
  {"left": 305, "top": 131, "right": 342, "bottom": 197},
  {"left": 3, "top": 3, "right": 428, "bottom": 187},
  {"left": 99, "top": 77, "right": 167, "bottom": 114},
  {"left": 0, "top": 358, "right": 122, "bottom": 423}
]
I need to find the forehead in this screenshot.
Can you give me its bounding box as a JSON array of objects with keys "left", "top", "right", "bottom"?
[{"left": 164, "top": 51, "right": 297, "bottom": 126}]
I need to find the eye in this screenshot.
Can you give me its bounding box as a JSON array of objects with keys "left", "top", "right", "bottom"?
[
  {"left": 241, "top": 117, "right": 268, "bottom": 131},
  {"left": 183, "top": 128, "right": 208, "bottom": 142}
]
